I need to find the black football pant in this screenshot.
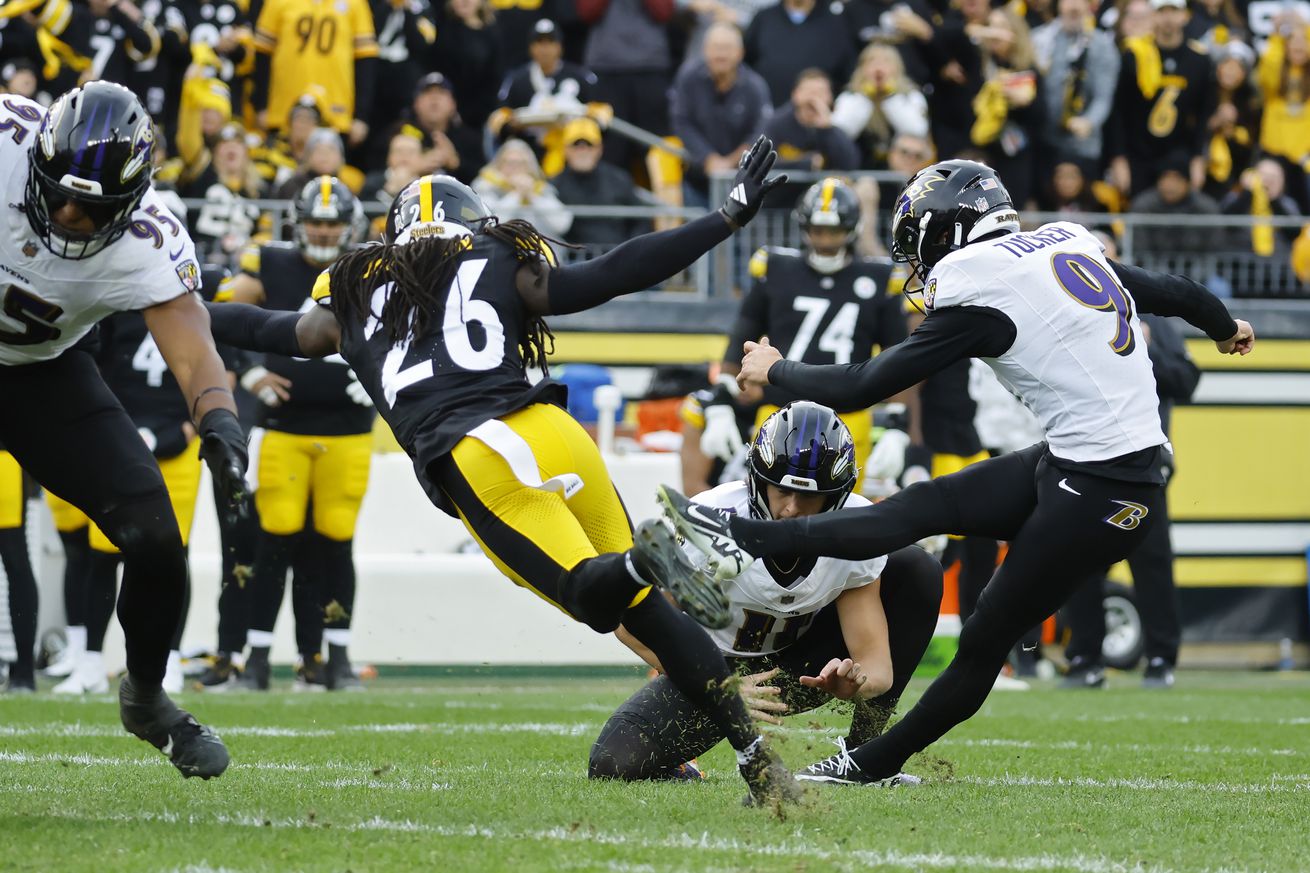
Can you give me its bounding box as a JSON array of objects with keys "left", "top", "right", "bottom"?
[
  {"left": 730, "top": 443, "right": 1163, "bottom": 778},
  {"left": 1, "top": 517, "right": 39, "bottom": 685},
  {"left": 248, "top": 529, "right": 330, "bottom": 660},
  {"left": 588, "top": 546, "right": 943, "bottom": 780},
  {"left": 0, "top": 351, "right": 187, "bottom": 686},
  {"left": 1064, "top": 485, "right": 1181, "bottom": 666},
  {"left": 215, "top": 483, "right": 256, "bottom": 655}
]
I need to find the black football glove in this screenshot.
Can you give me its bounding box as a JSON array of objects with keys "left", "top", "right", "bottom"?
[
  {"left": 198, "top": 408, "right": 249, "bottom": 525},
  {"left": 718, "top": 135, "right": 787, "bottom": 229}
]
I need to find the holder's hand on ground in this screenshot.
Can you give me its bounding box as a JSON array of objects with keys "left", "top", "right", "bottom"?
[
  {"left": 739, "top": 667, "right": 789, "bottom": 726},
  {"left": 737, "top": 337, "right": 783, "bottom": 394},
  {"left": 800, "top": 658, "right": 870, "bottom": 701}
]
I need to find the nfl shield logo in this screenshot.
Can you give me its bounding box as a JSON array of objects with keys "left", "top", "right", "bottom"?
[
  {"left": 975, "top": 197, "right": 989, "bottom": 211},
  {"left": 22, "top": 241, "right": 37, "bottom": 257}
]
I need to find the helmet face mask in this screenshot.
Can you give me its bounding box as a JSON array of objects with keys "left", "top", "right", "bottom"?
[
  {"left": 25, "top": 82, "right": 155, "bottom": 260},
  {"left": 891, "top": 160, "right": 1019, "bottom": 282},
  {"left": 795, "top": 178, "right": 861, "bottom": 274},
  {"left": 386, "top": 174, "right": 491, "bottom": 245},
  {"left": 746, "top": 401, "right": 857, "bottom": 520},
  {"left": 293, "top": 175, "right": 364, "bottom": 263}
]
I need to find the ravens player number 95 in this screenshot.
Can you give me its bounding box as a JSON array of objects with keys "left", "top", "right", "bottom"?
[
  {"left": 0, "top": 81, "right": 243, "bottom": 778},
  {"left": 205, "top": 142, "right": 823, "bottom": 807}
]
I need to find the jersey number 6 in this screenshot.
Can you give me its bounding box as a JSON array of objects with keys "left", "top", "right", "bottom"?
[{"left": 1052, "top": 252, "right": 1136, "bottom": 357}]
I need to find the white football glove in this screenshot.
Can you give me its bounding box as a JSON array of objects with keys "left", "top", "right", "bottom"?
[
  {"left": 345, "top": 370, "right": 374, "bottom": 407},
  {"left": 699, "top": 404, "right": 744, "bottom": 462},
  {"left": 866, "top": 428, "right": 909, "bottom": 481}
]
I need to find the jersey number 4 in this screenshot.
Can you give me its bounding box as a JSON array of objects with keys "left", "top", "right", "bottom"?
[
  {"left": 372, "top": 258, "right": 505, "bottom": 407},
  {"left": 1053, "top": 253, "right": 1136, "bottom": 357},
  {"left": 788, "top": 297, "right": 859, "bottom": 365}
]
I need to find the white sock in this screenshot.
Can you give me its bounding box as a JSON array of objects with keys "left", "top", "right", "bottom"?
[
  {"left": 77, "top": 650, "right": 104, "bottom": 681},
  {"left": 246, "top": 629, "right": 274, "bottom": 648},
  {"left": 624, "top": 552, "right": 652, "bottom": 587},
  {"left": 323, "top": 628, "right": 351, "bottom": 647},
  {"left": 65, "top": 625, "right": 87, "bottom": 656},
  {"left": 735, "top": 735, "right": 764, "bottom": 766}
]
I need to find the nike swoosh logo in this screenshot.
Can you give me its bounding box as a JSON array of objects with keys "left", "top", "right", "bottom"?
[
  {"left": 169, "top": 246, "right": 185, "bottom": 261},
  {"left": 1058, "top": 478, "right": 1082, "bottom": 496},
  {"left": 686, "top": 504, "right": 724, "bottom": 531}
]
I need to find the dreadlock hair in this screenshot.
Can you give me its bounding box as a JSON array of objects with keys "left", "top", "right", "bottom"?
[{"left": 327, "top": 217, "right": 559, "bottom": 373}]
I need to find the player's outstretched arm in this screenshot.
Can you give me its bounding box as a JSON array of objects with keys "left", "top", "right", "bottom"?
[
  {"left": 519, "top": 135, "right": 786, "bottom": 316},
  {"left": 1109, "top": 260, "right": 1255, "bottom": 355},
  {"left": 739, "top": 307, "right": 1016, "bottom": 410},
  {"left": 203, "top": 301, "right": 341, "bottom": 359}
]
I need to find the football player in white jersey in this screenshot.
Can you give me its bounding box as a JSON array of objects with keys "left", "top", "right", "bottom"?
[
  {"left": 657, "top": 159, "right": 1254, "bottom": 785},
  {"left": 0, "top": 81, "right": 247, "bottom": 778},
  {"left": 590, "top": 403, "right": 942, "bottom": 784}
]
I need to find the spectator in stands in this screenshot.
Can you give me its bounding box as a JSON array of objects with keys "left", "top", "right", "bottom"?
[
  {"left": 1107, "top": 0, "right": 1213, "bottom": 198},
  {"left": 1220, "top": 159, "right": 1305, "bottom": 255},
  {"left": 869, "top": 131, "right": 935, "bottom": 240},
  {"left": 434, "top": 0, "right": 503, "bottom": 129},
  {"left": 277, "top": 128, "right": 363, "bottom": 197},
  {"left": 1, "top": 60, "right": 39, "bottom": 101},
  {"left": 552, "top": 117, "right": 650, "bottom": 246},
  {"left": 83, "top": 0, "right": 162, "bottom": 90},
  {"left": 490, "top": 20, "right": 600, "bottom": 167},
  {"left": 402, "top": 72, "right": 485, "bottom": 185},
  {"left": 918, "top": 0, "right": 991, "bottom": 162},
  {"left": 1039, "top": 159, "right": 1118, "bottom": 217},
  {"left": 1112, "top": 0, "right": 1154, "bottom": 43},
  {"left": 1183, "top": 0, "right": 1247, "bottom": 46},
  {"left": 1203, "top": 40, "right": 1261, "bottom": 201},
  {"left": 490, "top": 0, "right": 559, "bottom": 69},
  {"left": 473, "top": 138, "right": 574, "bottom": 236},
  {"left": 1256, "top": 11, "right": 1310, "bottom": 213},
  {"left": 761, "top": 69, "right": 860, "bottom": 181},
  {"left": 832, "top": 42, "right": 930, "bottom": 170},
  {"left": 676, "top": 0, "right": 774, "bottom": 70},
  {"left": 745, "top": 0, "right": 856, "bottom": 107},
  {"left": 367, "top": 0, "right": 438, "bottom": 146},
  {"left": 968, "top": 6, "right": 1043, "bottom": 207},
  {"left": 187, "top": 125, "right": 265, "bottom": 262},
  {"left": 1033, "top": 0, "right": 1120, "bottom": 175},
  {"left": 253, "top": 0, "right": 378, "bottom": 146},
  {"left": 840, "top": 0, "right": 937, "bottom": 87},
  {"left": 577, "top": 0, "right": 677, "bottom": 171},
  {"left": 361, "top": 128, "right": 425, "bottom": 215},
  {"left": 1129, "top": 151, "right": 1224, "bottom": 256},
  {"left": 670, "top": 21, "right": 773, "bottom": 206}
]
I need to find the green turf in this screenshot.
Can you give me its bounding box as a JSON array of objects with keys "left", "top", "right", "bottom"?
[{"left": 2, "top": 671, "right": 1307, "bottom": 872}]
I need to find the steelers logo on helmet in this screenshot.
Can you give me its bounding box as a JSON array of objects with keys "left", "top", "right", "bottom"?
[
  {"left": 386, "top": 174, "right": 491, "bottom": 246},
  {"left": 293, "top": 175, "right": 364, "bottom": 264},
  {"left": 890, "top": 160, "right": 1019, "bottom": 281},
  {"left": 746, "top": 401, "right": 858, "bottom": 520},
  {"left": 794, "top": 177, "right": 860, "bottom": 274},
  {"left": 25, "top": 81, "right": 156, "bottom": 260}
]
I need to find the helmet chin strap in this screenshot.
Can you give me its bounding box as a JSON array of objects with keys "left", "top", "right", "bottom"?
[{"left": 806, "top": 249, "right": 851, "bottom": 274}]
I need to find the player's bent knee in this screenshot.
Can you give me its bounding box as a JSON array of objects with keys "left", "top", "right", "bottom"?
[
  {"left": 561, "top": 554, "right": 641, "bottom": 634},
  {"left": 97, "top": 495, "right": 186, "bottom": 567},
  {"left": 588, "top": 719, "right": 657, "bottom": 781}
]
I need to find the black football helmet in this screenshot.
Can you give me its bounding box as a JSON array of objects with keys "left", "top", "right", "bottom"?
[
  {"left": 890, "top": 159, "right": 1019, "bottom": 281},
  {"left": 292, "top": 175, "right": 364, "bottom": 263},
  {"left": 747, "top": 401, "right": 857, "bottom": 520},
  {"left": 385, "top": 174, "right": 491, "bottom": 245},
  {"left": 795, "top": 177, "right": 861, "bottom": 272},
  {"left": 25, "top": 81, "right": 156, "bottom": 260}
]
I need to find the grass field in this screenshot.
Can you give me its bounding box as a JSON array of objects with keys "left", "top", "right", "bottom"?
[{"left": 1, "top": 669, "right": 1307, "bottom": 873}]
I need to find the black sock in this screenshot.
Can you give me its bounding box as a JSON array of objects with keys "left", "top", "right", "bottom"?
[
  {"left": 0, "top": 526, "right": 38, "bottom": 681},
  {"left": 58, "top": 528, "right": 91, "bottom": 628},
  {"left": 250, "top": 531, "right": 296, "bottom": 635},
  {"left": 86, "top": 551, "right": 121, "bottom": 653}
]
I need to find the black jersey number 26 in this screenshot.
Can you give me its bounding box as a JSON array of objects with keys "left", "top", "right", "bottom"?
[
  {"left": 0, "top": 287, "right": 63, "bottom": 346},
  {"left": 377, "top": 258, "right": 505, "bottom": 407}
]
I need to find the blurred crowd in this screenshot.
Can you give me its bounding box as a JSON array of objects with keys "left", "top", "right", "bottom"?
[{"left": 0, "top": 0, "right": 1307, "bottom": 282}]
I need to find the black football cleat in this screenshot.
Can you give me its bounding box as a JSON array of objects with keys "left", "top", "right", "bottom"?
[
  {"left": 1060, "top": 657, "right": 1106, "bottom": 689},
  {"left": 632, "top": 519, "right": 731, "bottom": 630},
  {"left": 119, "top": 675, "right": 230, "bottom": 779},
  {"left": 738, "top": 738, "right": 803, "bottom": 807},
  {"left": 194, "top": 653, "right": 240, "bottom": 691},
  {"left": 326, "top": 646, "right": 364, "bottom": 692},
  {"left": 656, "top": 486, "right": 754, "bottom": 581},
  {"left": 1141, "top": 657, "right": 1175, "bottom": 689},
  {"left": 234, "top": 650, "right": 270, "bottom": 691},
  {"left": 795, "top": 738, "right": 921, "bottom": 787}
]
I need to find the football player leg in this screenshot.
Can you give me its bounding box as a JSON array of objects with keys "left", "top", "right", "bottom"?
[
  {"left": 42, "top": 494, "right": 91, "bottom": 679},
  {"left": 157, "top": 440, "right": 203, "bottom": 693},
  {"left": 309, "top": 433, "right": 373, "bottom": 691},
  {"left": 243, "top": 431, "right": 315, "bottom": 690},
  {"left": 589, "top": 673, "right": 726, "bottom": 781},
  {"left": 199, "top": 475, "right": 256, "bottom": 689},
  {"left": 55, "top": 531, "right": 117, "bottom": 695},
  {"left": 800, "top": 468, "right": 1162, "bottom": 784},
  {"left": 0, "top": 451, "right": 39, "bottom": 692},
  {"left": 434, "top": 404, "right": 796, "bottom": 805},
  {"left": 0, "top": 351, "right": 227, "bottom": 778}
]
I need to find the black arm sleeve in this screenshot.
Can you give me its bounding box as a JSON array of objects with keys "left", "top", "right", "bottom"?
[
  {"left": 252, "top": 53, "right": 271, "bottom": 111},
  {"left": 204, "top": 302, "right": 305, "bottom": 357},
  {"left": 768, "top": 306, "right": 1016, "bottom": 411},
  {"left": 1109, "top": 260, "right": 1237, "bottom": 341},
  {"left": 545, "top": 212, "right": 733, "bottom": 315},
  {"left": 724, "top": 281, "right": 770, "bottom": 367},
  {"left": 353, "top": 56, "right": 377, "bottom": 120}
]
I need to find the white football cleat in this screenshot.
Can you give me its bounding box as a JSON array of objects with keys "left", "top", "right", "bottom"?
[
  {"left": 656, "top": 485, "right": 755, "bottom": 581},
  {"left": 53, "top": 652, "right": 109, "bottom": 694}
]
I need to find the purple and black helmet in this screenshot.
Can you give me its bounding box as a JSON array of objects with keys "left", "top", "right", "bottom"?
[{"left": 746, "top": 401, "right": 857, "bottom": 520}]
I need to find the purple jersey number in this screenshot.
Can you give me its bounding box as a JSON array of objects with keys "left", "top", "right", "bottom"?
[{"left": 1052, "top": 252, "right": 1136, "bottom": 357}]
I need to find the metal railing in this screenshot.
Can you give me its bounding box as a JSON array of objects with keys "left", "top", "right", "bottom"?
[{"left": 177, "top": 177, "right": 1310, "bottom": 299}]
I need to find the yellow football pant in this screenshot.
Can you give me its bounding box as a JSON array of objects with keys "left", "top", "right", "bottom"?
[
  {"left": 45, "top": 489, "right": 89, "bottom": 533},
  {"left": 754, "top": 404, "right": 872, "bottom": 490},
  {"left": 437, "top": 403, "right": 649, "bottom": 621},
  {"left": 255, "top": 431, "right": 373, "bottom": 541},
  {"left": 0, "top": 451, "right": 22, "bottom": 530},
  {"left": 88, "top": 439, "right": 203, "bottom": 553}
]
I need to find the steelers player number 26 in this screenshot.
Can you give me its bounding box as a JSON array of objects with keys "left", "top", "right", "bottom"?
[
  {"left": 377, "top": 258, "right": 504, "bottom": 407},
  {"left": 1052, "top": 252, "right": 1136, "bottom": 357}
]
